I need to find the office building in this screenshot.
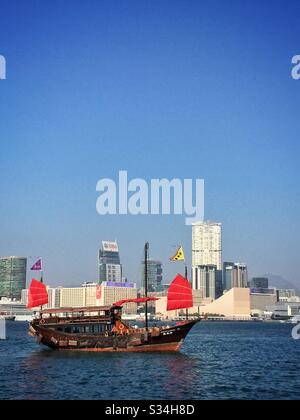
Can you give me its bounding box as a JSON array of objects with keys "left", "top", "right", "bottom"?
[
  {"left": 250, "top": 288, "right": 277, "bottom": 311},
  {"left": 223, "top": 262, "right": 248, "bottom": 291},
  {"left": 192, "top": 222, "right": 222, "bottom": 296},
  {"left": 277, "top": 289, "right": 297, "bottom": 302},
  {"left": 192, "top": 265, "right": 217, "bottom": 300},
  {"left": 249, "top": 277, "right": 269, "bottom": 289},
  {"left": 37, "top": 282, "right": 138, "bottom": 314},
  {"left": 99, "top": 282, "right": 137, "bottom": 314},
  {"left": 266, "top": 301, "right": 300, "bottom": 320},
  {"left": 0, "top": 257, "right": 27, "bottom": 300},
  {"left": 98, "top": 241, "right": 122, "bottom": 284},
  {"left": 192, "top": 222, "right": 222, "bottom": 269},
  {"left": 47, "top": 287, "right": 61, "bottom": 309},
  {"left": 141, "top": 259, "right": 163, "bottom": 292},
  {"left": 223, "top": 262, "right": 235, "bottom": 291}
]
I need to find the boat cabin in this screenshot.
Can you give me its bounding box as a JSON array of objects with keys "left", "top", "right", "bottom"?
[{"left": 34, "top": 305, "right": 123, "bottom": 336}]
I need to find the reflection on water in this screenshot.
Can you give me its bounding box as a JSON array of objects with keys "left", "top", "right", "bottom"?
[
  {"left": 1, "top": 322, "right": 300, "bottom": 400},
  {"left": 20, "top": 347, "right": 200, "bottom": 400}
]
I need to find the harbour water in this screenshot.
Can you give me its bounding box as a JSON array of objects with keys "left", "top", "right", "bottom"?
[{"left": 0, "top": 321, "right": 300, "bottom": 400}]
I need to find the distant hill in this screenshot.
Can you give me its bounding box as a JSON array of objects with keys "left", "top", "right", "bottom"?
[{"left": 264, "top": 274, "right": 300, "bottom": 295}]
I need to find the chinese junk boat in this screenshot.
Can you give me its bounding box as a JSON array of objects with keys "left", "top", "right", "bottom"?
[{"left": 28, "top": 243, "right": 199, "bottom": 352}]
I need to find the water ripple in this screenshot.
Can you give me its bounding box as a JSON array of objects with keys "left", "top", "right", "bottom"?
[{"left": 0, "top": 322, "right": 300, "bottom": 400}]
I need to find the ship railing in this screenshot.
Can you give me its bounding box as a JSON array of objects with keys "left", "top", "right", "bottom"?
[{"left": 38, "top": 315, "right": 113, "bottom": 325}]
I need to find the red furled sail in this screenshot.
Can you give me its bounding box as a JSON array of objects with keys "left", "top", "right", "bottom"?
[
  {"left": 167, "top": 274, "right": 193, "bottom": 311},
  {"left": 27, "top": 279, "right": 48, "bottom": 309},
  {"left": 113, "top": 297, "right": 159, "bottom": 307}
]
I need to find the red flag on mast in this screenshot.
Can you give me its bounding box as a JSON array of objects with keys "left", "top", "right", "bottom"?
[
  {"left": 167, "top": 274, "right": 193, "bottom": 311},
  {"left": 27, "top": 279, "right": 48, "bottom": 309}
]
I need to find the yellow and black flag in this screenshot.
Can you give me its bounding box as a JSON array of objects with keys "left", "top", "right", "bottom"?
[{"left": 170, "top": 246, "right": 185, "bottom": 262}]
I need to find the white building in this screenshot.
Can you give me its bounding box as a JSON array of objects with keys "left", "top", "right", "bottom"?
[
  {"left": 266, "top": 302, "right": 300, "bottom": 319},
  {"left": 277, "top": 289, "right": 297, "bottom": 302},
  {"left": 192, "top": 222, "right": 222, "bottom": 269},
  {"left": 97, "top": 282, "right": 137, "bottom": 314},
  {"left": 31, "top": 282, "right": 138, "bottom": 315}
]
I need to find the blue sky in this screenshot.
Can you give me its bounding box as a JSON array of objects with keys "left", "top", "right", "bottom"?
[{"left": 0, "top": 0, "right": 299, "bottom": 287}]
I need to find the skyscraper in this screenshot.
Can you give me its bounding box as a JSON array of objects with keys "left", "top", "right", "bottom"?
[
  {"left": 223, "top": 262, "right": 235, "bottom": 291},
  {"left": 223, "top": 262, "right": 248, "bottom": 291},
  {"left": 235, "top": 263, "right": 248, "bottom": 288},
  {"left": 192, "top": 265, "right": 217, "bottom": 300},
  {"left": 141, "top": 260, "right": 163, "bottom": 292},
  {"left": 192, "top": 222, "right": 222, "bottom": 297},
  {"left": 0, "top": 257, "right": 27, "bottom": 300},
  {"left": 192, "top": 222, "right": 222, "bottom": 269},
  {"left": 98, "top": 241, "right": 122, "bottom": 284}
]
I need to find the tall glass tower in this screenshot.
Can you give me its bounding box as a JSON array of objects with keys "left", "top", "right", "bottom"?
[
  {"left": 98, "top": 241, "right": 122, "bottom": 284},
  {"left": 223, "top": 262, "right": 248, "bottom": 291},
  {"left": 0, "top": 257, "right": 27, "bottom": 300},
  {"left": 141, "top": 260, "right": 163, "bottom": 292}
]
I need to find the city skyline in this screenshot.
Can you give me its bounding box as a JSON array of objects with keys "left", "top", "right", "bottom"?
[
  {"left": 0, "top": 220, "right": 296, "bottom": 292},
  {"left": 0, "top": 0, "right": 299, "bottom": 288}
]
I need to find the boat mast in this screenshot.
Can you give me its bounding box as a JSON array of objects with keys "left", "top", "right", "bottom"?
[
  {"left": 40, "top": 260, "right": 43, "bottom": 314},
  {"left": 144, "top": 242, "right": 149, "bottom": 332},
  {"left": 10, "top": 258, "right": 13, "bottom": 300},
  {"left": 185, "top": 265, "right": 189, "bottom": 320}
]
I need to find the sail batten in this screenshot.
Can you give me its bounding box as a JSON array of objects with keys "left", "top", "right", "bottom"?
[
  {"left": 27, "top": 279, "right": 48, "bottom": 309},
  {"left": 167, "top": 274, "right": 193, "bottom": 311}
]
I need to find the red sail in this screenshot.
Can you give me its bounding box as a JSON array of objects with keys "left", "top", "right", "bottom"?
[
  {"left": 113, "top": 297, "right": 159, "bottom": 307},
  {"left": 167, "top": 274, "right": 193, "bottom": 311},
  {"left": 27, "top": 279, "right": 48, "bottom": 309}
]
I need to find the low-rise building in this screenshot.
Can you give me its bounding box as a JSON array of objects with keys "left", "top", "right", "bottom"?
[
  {"left": 200, "top": 288, "right": 251, "bottom": 319},
  {"left": 24, "top": 282, "right": 138, "bottom": 314},
  {"left": 250, "top": 288, "right": 278, "bottom": 312},
  {"left": 98, "top": 282, "right": 137, "bottom": 314},
  {"left": 266, "top": 301, "right": 300, "bottom": 320},
  {"left": 249, "top": 277, "right": 269, "bottom": 289},
  {"left": 155, "top": 288, "right": 250, "bottom": 319},
  {"left": 276, "top": 289, "right": 297, "bottom": 302}
]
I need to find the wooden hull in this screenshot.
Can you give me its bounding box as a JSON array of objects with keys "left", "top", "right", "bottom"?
[{"left": 30, "top": 320, "right": 199, "bottom": 353}]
